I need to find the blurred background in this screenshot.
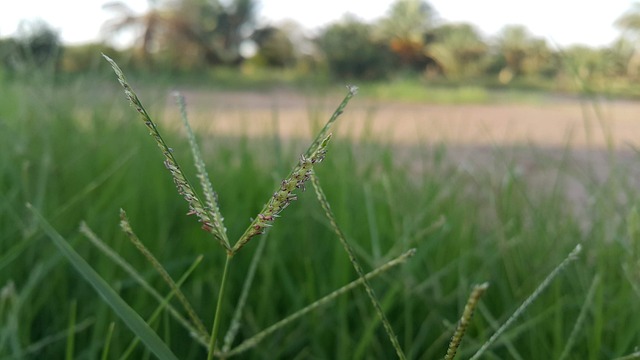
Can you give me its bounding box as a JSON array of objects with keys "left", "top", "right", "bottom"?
[
  {"left": 3, "top": 1, "right": 640, "bottom": 359},
  {"left": 2, "top": 0, "right": 640, "bottom": 93}
]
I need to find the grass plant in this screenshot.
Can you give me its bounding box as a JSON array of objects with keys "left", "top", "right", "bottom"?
[{"left": 1, "top": 57, "right": 639, "bottom": 359}]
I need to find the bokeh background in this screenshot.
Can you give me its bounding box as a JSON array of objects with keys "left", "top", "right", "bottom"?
[{"left": 2, "top": 1, "right": 640, "bottom": 359}]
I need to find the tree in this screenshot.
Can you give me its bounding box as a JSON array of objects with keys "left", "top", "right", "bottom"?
[
  {"left": 101, "top": 0, "right": 175, "bottom": 64},
  {"left": 614, "top": 3, "right": 640, "bottom": 78},
  {"left": 492, "top": 25, "right": 556, "bottom": 81},
  {"left": 376, "top": 0, "right": 436, "bottom": 68},
  {"left": 0, "top": 20, "right": 62, "bottom": 73},
  {"left": 615, "top": 2, "right": 640, "bottom": 39},
  {"left": 426, "top": 23, "right": 487, "bottom": 78},
  {"left": 171, "top": 0, "right": 256, "bottom": 66},
  {"left": 251, "top": 25, "right": 295, "bottom": 67},
  {"left": 560, "top": 45, "right": 609, "bottom": 91},
  {"left": 317, "top": 16, "right": 395, "bottom": 79},
  {"left": 101, "top": 0, "right": 258, "bottom": 68}
]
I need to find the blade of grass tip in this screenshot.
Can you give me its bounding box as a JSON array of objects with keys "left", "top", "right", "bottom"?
[
  {"left": 470, "top": 244, "right": 583, "bottom": 360},
  {"left": 119, "top": 209, "right": 209, "bottom": 340},
  {"left": 101, "top": 322, "right": 116, "bottom": 360},
  {"left": 120, "top": 255, "right": 205, "bottom": 360},
  {"left": 174, "top": 92, "right": 229, "bottom": 248},
  {"left": 102, "top": 54, "right": 229, "bottom": 252},
  {"left": 79, "top": 222, "right": 208, "bottom": 344},
  {"left": 310, "top": 172, "right": 406, "bottom": 360},
  {"left": 558, "top": 274, "right": 600, "bottom": 360},
  {"left": 444, "top": 283, "right": 489, "bottom": 360},
  {"left": 65, "top": 299, "right": 77, "bottom": 360},
  {"left": 221, "top": 248, "right": 416, "bottom": 358},
  {"left": 232, "top": 86, "right": 358, "bottom": 254},
  {"left": 222, "top": 232, "right": 269, "bottom": 353},
  {"left": 20, "top": 318, "right": 94, "bottom": 358},
  {"left": 27, "top": 204, "right": 179, "bottom": 360}
]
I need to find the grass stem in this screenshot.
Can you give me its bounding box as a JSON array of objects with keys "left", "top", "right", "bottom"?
[{"left": 208, "top": 254, "right": 232, "bottom": 360}]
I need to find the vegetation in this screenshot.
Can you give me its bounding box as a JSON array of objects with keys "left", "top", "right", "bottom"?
[
  {"left": 1, "top": 48, "right": 640, "bottom": 358},
  {"left": 2, "top": 1, "right": 640, "bottom": 358},
  {"left": 4, "top": 0, "right": 640, "bottom": 98}
]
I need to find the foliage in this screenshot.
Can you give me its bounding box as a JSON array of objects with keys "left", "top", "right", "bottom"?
[
  {"left": 0, "top": 19, "right": 62, "bottom": 74},
  {"left": 2, "top": 70, "right": 640, "bottom": 359},
  {"left": 101, "top": 0, "right": 257, "bottom": 69},
  {"left": 317, "top": 16, "right": 396, "bottom": 80},
  {"left": 250, "top": 26, "right": 295, "bottom": 68},
  {"left": 492, "top": 25, "right": 557, "bottom": 81},
  {"left": 426, "top": 23, "right": 488, "bottom": 78},
  {"left": 376, "top": 0, "right": 435, "bottom": 69}
]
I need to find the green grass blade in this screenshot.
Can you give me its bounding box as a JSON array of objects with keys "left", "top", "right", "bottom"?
[
  {"left": 120, "top": 255, "right": 205, "bottom": 359},
  {"left": 208, "top": 254, "right": 232, "bottom": 360},
  {"left": 558, "top": 274, "right": 600, "bottom": 360},
  {"left": 27, "top": 203, "right": 179, "bottom": 360},
  {"left": 119, "top": 209, "right": 209, "bottom": 339},
  {"left": 65, "top": 299, "right": 77, "bottom": 360},
  {"left": 101, "top": 322, "right": 116, "bottom": 360},
  {"left": 222, "top": 232, "right": 268, "bottom": 352},
  {"left": 79, "top": 222, "right": 208, "bottom": 344}
]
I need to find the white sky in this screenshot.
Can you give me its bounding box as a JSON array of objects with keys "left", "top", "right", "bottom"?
[{"left": 0, "top": 0, "right": 634, "bottom": 48}]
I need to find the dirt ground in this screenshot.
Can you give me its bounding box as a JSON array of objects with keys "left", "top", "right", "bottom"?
[
  {"left": 165, "top": 89, "right": 640, "bottom": 149},
  {"left": 162, "top": 89, "right": 640, "bottom": 216}
]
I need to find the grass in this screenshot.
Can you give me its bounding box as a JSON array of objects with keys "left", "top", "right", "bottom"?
[{"left": 1, "top": 62, "right": 640, "bottom": 359}]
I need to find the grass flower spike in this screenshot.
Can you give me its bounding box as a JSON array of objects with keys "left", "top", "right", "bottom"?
[
  {"left": 102, "top": 54, "right": 230, "bottom": 251},
  {"left": 233, "top": 134, "right": 332, "bottom": 252}
]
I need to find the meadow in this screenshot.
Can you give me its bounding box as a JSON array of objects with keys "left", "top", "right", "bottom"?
[{"left": 1, "top": 65, "right": 640, "bottom": 359}]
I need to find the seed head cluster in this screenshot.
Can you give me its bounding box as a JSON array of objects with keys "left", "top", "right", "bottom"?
[{"left": 233, "top": 134, "right": 331, "bottom": 252}]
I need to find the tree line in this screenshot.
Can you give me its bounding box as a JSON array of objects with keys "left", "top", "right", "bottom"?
[{"left": 3, "top": 0, "right": 640, "bottom": 91}]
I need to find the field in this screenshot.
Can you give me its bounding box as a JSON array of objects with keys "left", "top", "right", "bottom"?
[{"left": 1, "top": 72, "right": 640, "bottom": 359}]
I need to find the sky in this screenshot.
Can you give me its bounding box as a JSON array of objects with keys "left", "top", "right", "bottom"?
[{"left": 0, "top": 0, "right": 635, "bottom": 48}]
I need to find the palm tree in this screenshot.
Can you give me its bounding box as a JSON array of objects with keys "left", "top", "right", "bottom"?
[
  {"left": 492, "top": 25, "right": 557, "bottom": 81},
  {"left": 376, "top": 0, "right": 436, "bottom": 68},
  {"left": 615, "top": 2, "right": 640, "bottom": 37},
  {"left": 614, "top": 3, "right": 640, "bottom": 78},
  {"left": 173, "top": 0, "right": 256, "bottom": 65},
  {"left": 426, "top": 23, "right": 487, "bottom": 78},
  {"left": 102, "top": 0, "right": 257, "bottom": 67},
  {"left": 101, "top": 0, "right": 174, "bottom": 62}
]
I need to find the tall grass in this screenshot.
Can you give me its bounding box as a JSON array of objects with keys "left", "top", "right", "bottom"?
[{"left": 1, "top": 62, "right": 640, "bottom": 359}]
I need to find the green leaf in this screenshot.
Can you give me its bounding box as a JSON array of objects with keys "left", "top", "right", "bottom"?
[{"left": 27, "top": 204, "right": 179, "bottom": 360}]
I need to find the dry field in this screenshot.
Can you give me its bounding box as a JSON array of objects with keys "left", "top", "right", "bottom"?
[
  {"left": 161, "top": 89, "right": 640, "bottom": 213},
  {"left": 165, "top": 89, "right": 638, "bottom": 148}
]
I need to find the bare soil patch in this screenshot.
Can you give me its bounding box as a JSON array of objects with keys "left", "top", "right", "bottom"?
[
  {"left": 164, "top": 89, "right": 640, "bottom": 150},
  {"left": 161, "top": 89, "right": 640, "bottom": 216}
]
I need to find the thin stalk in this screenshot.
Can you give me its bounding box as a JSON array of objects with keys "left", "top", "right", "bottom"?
[
  {"left": 470, "top": 244, "right": 582, "bottom": 360},
  {"left": 558, "top": 274, "right": 600, "bottom": 360},
  {"left": 119, "top": 209, "right": 208, "bottom": 339},
  {"left": 80, "top": 222, "right": 207, "bottom": 343},
  {"left": 208, "top": 254, "right": 232, "bottom": 360},
  {"left": 311, "top": 172, "right": 406, "bottom": 360},
  {"left": 222, "top": 249, "right": 416, "bottom": 357},
  {"left": 223, "top": 233, "right": 269, "bottom": 353}
]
